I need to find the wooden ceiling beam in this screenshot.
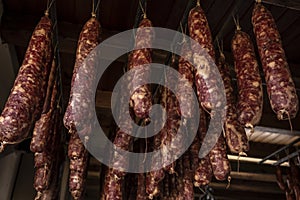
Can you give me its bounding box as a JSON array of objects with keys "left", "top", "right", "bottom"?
[
  {"left": 209, "top": 181, "right": 282, "bottom": 194},
  {"left": 262, "top": 0, "right": 300, "bottom": 11},
  {"left": 229, "top": 171, "right": 277, "bottom": 182}
]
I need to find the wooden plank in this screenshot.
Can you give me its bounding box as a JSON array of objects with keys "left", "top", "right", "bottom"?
[
  {"left": 230, "top": 171, "right": 277, "bottom": 182},
  {"left": 210, "top": 181, "right": 282, "bottom": 194}
]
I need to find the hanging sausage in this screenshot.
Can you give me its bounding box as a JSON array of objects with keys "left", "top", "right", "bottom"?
[{"left": 252, "top": 1, "right": 298, "bottom": 120}]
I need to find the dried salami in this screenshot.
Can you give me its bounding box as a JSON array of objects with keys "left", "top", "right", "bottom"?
[
  {"left": 103, "top": 169, "right": 122, "bottom": 200},
  {"left": 110, "top": 83, "right": 134, "bottom": 177},
  {"left": 68, "top": 140, "right": 89, "bottom": 199},
  {"left": 169, "top": 174, "right": 178, "bottom": 199},
  {"left": 31, "top": 66, "right": 58, "bottom": 153},
  {"left": 137, "top": 173, "right": 147, "bottom": 200},
  {"left": 252, "top": 2, "right": 299, "bottom": 120},
  {"left": 178, "top": 41, "right": 194, "bottom": 118},
  {"left": 68, "top": 133, "right": 86, "bottom": 159},
  {"left": 34, "top": 102, "right": 62, "bottom": 197},
  {"left": 217, "top": 52, "right": 249, "bottom": 153},
  {"left": 189, "top": 132, "right": 200, "bottom": 174},
  {"left": 129, "top": 17, "right": 154, "bottom": 120},
  {"left": 0, "top": 15, "right": 52, "bottom": 151},
  {"left": 194, "top": 155, "right": 212, "bottom": 187},
  {"left": 176, "top": 158, "right": 185, "bottom": 200},
  {"left": 194, "top": 108, "right": 213, "bottom": 186},
  {"left": 188, "top": 2, "right": 215, "bottom": 60},
  {"left": 69, "top": 165, "right": 88, "bottom": 200},
  {"left": 182, "top": 153, "right": 194, "bottom": 200},
  {"left": 163, "top": 173, "right": 170, "bottom": 198},
  {"left": 209, "top": 135, "right": 231, "bottom": 181},
  {"left": 104, "top": 86, "right": 134, "bottom": 199},
  {"left": 34, "top": 166, "right": 51, "bottom": 192},
  {"left": 63, "top": 17, "right": 101, "bottom": 134},
  {"left": 146, "top": 126, "right": 165, "bottom": 199},
  {"left": 231, "top": 27, "right": 263, "bottom": 128},
  {"left": 188, "top": 2, "right": 224, "bottom": 112}
]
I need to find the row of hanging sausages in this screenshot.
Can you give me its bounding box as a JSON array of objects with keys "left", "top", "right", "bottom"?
[{"left": 0, "top": 0, "right": 299, "bottom": 199}]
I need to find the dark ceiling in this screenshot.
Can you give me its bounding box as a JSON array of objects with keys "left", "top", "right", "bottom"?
[{"left": 1, "top": 0, "right": 300, "bottom": 199}]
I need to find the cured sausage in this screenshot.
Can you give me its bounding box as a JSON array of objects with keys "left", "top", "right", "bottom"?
[
  {"left": 231, "top": 26, "right": 263, "bottom": 128},
  {"left": 146, "top": 124, "right": 165, "bottom": 199},
  {"left": 129, "top": 17, "right": 154, "bottom": 120},
  {"left": 178, "top": 41, "right": 194, "bottom": 118},
  {"left": 182, "top": 152, "right": 194, "bottom": 200},
  {"left": 169, "top": 174, "right": 178, "bottom": 199},
  {"left": 252, "top": 2, "right": 299, "bottom": 120},
  {"left": 63, "top": 16, "right": 101, "bottom": 134},
  {"left": 104, "top": 84, "right": 134, "bottom": 199},
  {"left": 137, "top": 173, "right": 147, "bottom": 200},
  {"left": 194, "top": 108, "right": 213, "bottom": 186},
  {"left": 188, "top": 2, "right": 224, "bottom": 112},
  {"left": 103, "top": 169, "right": 122, "bottom": 200},
  {"left": 209, "top": 135, "right": 231, "bottom": 181},
  {"left": 217, "top": 52, "right": 249, "bottom": 153},
  {"left": 189, "top": 131, "right": 200, "bottom": 173},
  {"left": 68, "top": 134, "right": 89, "bottom": 200},
  {"left": 163, "top": 173, "right": 170, "bottom": 199},
  {"left": 31, "top": 61, "right": 58, "bottom": 153},
  {"left": 176, "top": 158, "right": 185, "bottom": 200},
  {"left": 0, "top": 14, "right": 52, "bottom": 151},
  {"left": 188, "top": 2, "right": 215, "bottom": 60},
  {"left": 34, "top": 95, "right": 62, "bottom": 199}
]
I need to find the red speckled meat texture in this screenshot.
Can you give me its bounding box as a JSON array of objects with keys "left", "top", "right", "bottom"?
[
  {"left": 188, "top": 5, "right": 215, "bottom": 60},
  {"left": 252, "top": 3, "right": 298, "bottom": 120},
  {"left": 63, "top": 17, "right": 101, "bottom": 134},
  {"left": 191, "top": 107, "right": 213, "bottom": 187},
  {"left": 34, "top": 166, "right": 51, "bottom": 192},
  {"left": 146, "top": 125, "right": 165, "bottom": 199},
  {"left": 232, "top": 30, "right": 263, "bottom": 127},
  {"left": 128, "top": 18, "right": 154, "bottom": 119},
  {"left": 103, "top": 169, "right": 122, "bottom": 200},
  {"left": 217, "top": 54, "right": 249, "bottom": 153},
  {"left": 162, "top": 89, "right": 180, "bottom": 174},
  {"left": 189, "top": 4, "right": 225, "bottom": 113},
  {"left": 194, "top": 155, "right": 212, "bottom": 187},
  {"left": 69, "top": 147, "right": 89, "bottom": 200},
  {"left": 182, "top": 152, "right": 194, "bottom": 200},
  {"left": 0, "top": 15, "right": 52, "bottom": 147},
  {"left": 209, "top": 135, "right": 231, "bottom": 181},
  {"left": 68, "top": 134, "right": 86, "bottom": 159},
  {"left": 194, "top": 108, "right": 213, "bottom": 186},
  {"left": 178, "top": 42, "right": 195, "bottom": 118},
  {"left": 31, "top": 72, "right": 58, "bottom": 153},
  {"left": 137, "top": 173, "right": 147, "bottom": 200}
]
